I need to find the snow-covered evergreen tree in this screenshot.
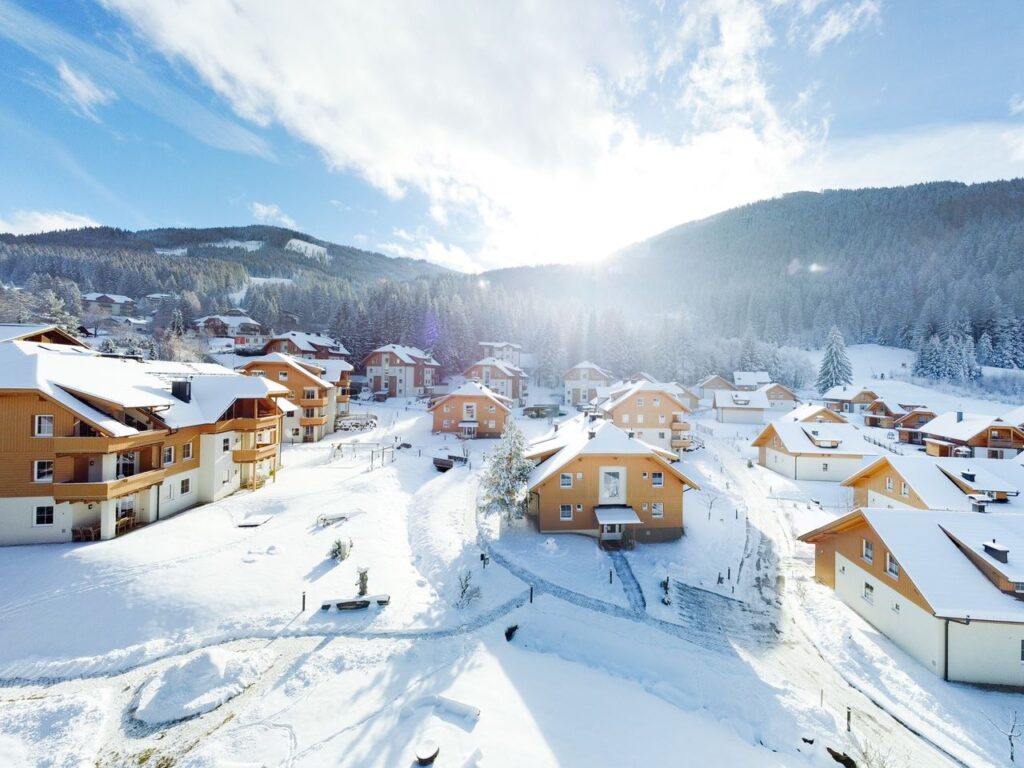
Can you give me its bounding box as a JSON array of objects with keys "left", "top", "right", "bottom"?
[
  {"left": 816, "top": 326, "right": 853, "bottom": 394},
  {"left": 481, "top": 420, "right": 533, "bottom": 524},
  {"left": 977, "top": 331, "right": 994, "bottom": 366}
]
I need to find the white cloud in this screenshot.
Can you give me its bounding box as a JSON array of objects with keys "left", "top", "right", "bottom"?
[
  {"left": 1009, "top": 94, "right": 1024, "bottom": 116},
  {"left": 0, "top": 209, "right": 99, "bottom": 235},
  {"left": 0, "top": 0, "right": 272, "bottom": 158},
  {"left": 100, "top": 0, "right": 1024, "bottom": 272},
  {"left": 808, "top": 0, "right": 880, "bottom": 55},
  {"left": 378, "top": 229, "right": 477, "bottom": 273},
  {"left": 54, "top": 59, "right": 115, "bottom": 120},
  {"left": 249, "top": 201, "right": 296, "bottom": 229}
]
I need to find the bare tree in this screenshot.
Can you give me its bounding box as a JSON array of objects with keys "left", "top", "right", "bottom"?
[
  {"left": 988, "top": 709, "right": 1024, "bottom": 764},
  {"left": 703, "top": 489, "right": 721, "bottom": 521}
]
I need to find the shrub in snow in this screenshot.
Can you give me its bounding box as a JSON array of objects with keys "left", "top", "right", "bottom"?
[
  {"left": 504, "top": 624, "right": 519, "bottom": 642},
  {"left": 454, "top": 571, "right": 481, "bottom": 609},
  {"left": 328, "top": 538, "right": 352, "bottom": 562},
  {"left": 134, "top": 648, "right": 276, "bottom": 725},
  {"left": 482, "top": 420, "right": 533, "bottom": 523},
  {"left": 356, "top": 566, "right": 369, "bottom": 596}
]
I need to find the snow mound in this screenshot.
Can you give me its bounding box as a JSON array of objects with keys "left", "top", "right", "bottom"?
[
  {"left": 135, "top": 648, "right": 276, "bottom": 725},
  {"left": 0, "top": 691, "right": 109, "bottom": 767}
]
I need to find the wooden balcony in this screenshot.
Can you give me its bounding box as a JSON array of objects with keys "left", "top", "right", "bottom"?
[
  {"left": 53, "top": 430, "right": 167, "bottom": 455},
  {"left": 670, "top": 420, "right": 691, "bottom": 432},
  {"left": 221, "top": 415, "right": 281, "bottom": 432},
  {"left": 299, "top": 396, "right": 328, "bottom": 407},
  {"left": 53, "top": 468, "right": 166, "bottom": 502},
  {"left": 989, "top": 438, "right": 1023, "bottom": 449},
  {"left": 233, "top": 444, "right": 278, "bottom": 463},
  {"left": 670, "top": 437, "right": 692, "bottom": 449},
  {"left": 300, "top": 415, "right": 327, "bottom": 427},
  {"left": 336, "top": 393, "right": 351, "bottom": 403}
]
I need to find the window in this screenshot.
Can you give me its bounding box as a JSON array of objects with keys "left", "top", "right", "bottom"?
[
  {"left": 33, "top": 460, "right": 53, "bottom": 482},
  {"left": 637, "top": 414, "right": 644, "bottom": 424},
  {"left": 487, "top": 420, "right": 496, "bottom": 429},
  {"left": 862, "top": 582, "right": 874, "bottom": 603},
  {"left": 180, "top": 478, "right": 191, "bottom": 495},
  {"left": 885, "top": 476, "right": 893, "bottom": 491},
  {"left": 559, "top": 504, "right": 573, "bottom": 521},
  {"left": 901, "top": 482, "right": 909, "bottom": 498},
  {"left": 442, "top": 419, "right": 451, "bottom": 428},
  {"left": 560, "top": 473, "right": 573, "bottom": 488},
  {"left": 636, "top": 398, "right": 644, "bottom": 408},
  {"left": 886, "top": 552, "right": 900, "bottom": 579},
  {"left": 659, "top": 432, "right": 666, "bottom": 439},
  {"left": 250, "top": 370, "right": 265, "bottom": 377},
  {"left": 822, "top": 463, "right": 829, "bottom": 472},
  {"left": 652, "top": 398, "right": 660, "bottom": 407},
  {"left": 892, "top": 601, "right": 901, "bottom": 614},
  {"left": 1020, "top": 639, "right": 1024, "bottom": 663},
  {"left": 303, "top": 387, "right": 317, "bottom": 399},
  {"left": 34, "top": 415, "right": 54, "bottom": 437},
  {"left": 862, "top": 539, "right": 874, "bottom": 564},
  {"left": 34, "top": 505, "right": 54, "bottom": 526},
  {"left": 488, "top": 404, "right": 497, "bottom": 413},
  {"left": 651, "top": 502, "right": 664, "bottom": 518},
  {"left": 222, "top": 437, "right": 230, "bottom": 452},
  {"left": 183, "top": 442, "right": 193, "bottom": 461},
  {"left": 659, "top": 414, "right": 666, "bottom": 424},
  {"left": 576, "top": 472, "right": 583, "bottom": 480},
  {"left": 443, "top": 404, "right": 451, "bottom": 413},
  {"left": 622, "top": 413, "right": 630, "bottom": 424},
  {"left": 278, "top": 371, "right": 288, "bottom": 381},
  {"left": 163, "top": 446, "right": 175, "bottom": 465},
  {"left": 652, "top": 472, "right": 664, "bottom": 488},
  {"left": 222, "top": 469, "right": 230, "bottom": 485}
]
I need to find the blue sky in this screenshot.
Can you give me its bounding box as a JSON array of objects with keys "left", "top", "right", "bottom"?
[{"left": 1, "top": 1, "right": 1023, "bottom": 272}]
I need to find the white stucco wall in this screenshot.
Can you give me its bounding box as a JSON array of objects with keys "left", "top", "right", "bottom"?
[
  {"left": 947, "top": 619, "right": 1024, "bottom": 687},
  {"left": 866, "top": 490, "right": 916, "bottom": 510},
  {"left": 160, "top": 468, "right": 202, "bottom": 518},
  {"left": 794, "top": 455, "right": 868, "bottom": 482},
  {"left": 198, "top": 432, "right": 241, "bottom": 502},
  {"left": 0, "top": 496, "right": 73, "bottom": 545},
  {"left": 717, "top": 408, "right": 765, "bottom": 424},
  {"left": 763, "top": 448, "right": 797, "bottom": 479},
  {"left": 835, "top": 553, "right": 945, "bottom": 675}
]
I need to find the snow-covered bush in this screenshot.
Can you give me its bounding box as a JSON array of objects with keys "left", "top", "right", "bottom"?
[
  {"left": 356, "top": 567, "right": 369, "bottom": 596},
  {"left": 328, "top": 538, "right": 352, "bottom": 562},
  {"left": 454, "top": 571, "right": 481, "bottom": 609}
]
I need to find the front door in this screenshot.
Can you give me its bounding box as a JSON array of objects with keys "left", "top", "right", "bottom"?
[{"left": 387, "top": 376, "right": 397, "bottom": 397}]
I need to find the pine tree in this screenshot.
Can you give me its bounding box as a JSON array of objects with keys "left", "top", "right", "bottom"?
[
  {"left": 482, "top": 420, "right": 533, "bottom": 524},
  {"left": 816, "top": 326, "right": 853, "bottom": 394},
  {"left": 977, "top": 331, "right": 994, "bottom": 367}
]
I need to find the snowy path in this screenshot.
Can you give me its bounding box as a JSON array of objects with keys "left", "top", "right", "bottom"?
[
  {"left": 608, "top": 551, "right": 645, "bottom": 612},
  {"left": 700, "top": 431, "right": 968, "bottom": 768}
]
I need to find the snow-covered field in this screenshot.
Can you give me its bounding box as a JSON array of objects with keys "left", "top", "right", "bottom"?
[{"left": 0, "top": 382, "right": 1013, "bottom": 766}]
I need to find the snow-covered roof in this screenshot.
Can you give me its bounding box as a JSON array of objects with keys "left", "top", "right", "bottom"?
[
  {"left": 465, "top": 357, "right": 527, "bottom": 379},
  {"left": 314, "top": 358, "right": 354, "bottom": 380},
  {"left": 733, "top": 371, "right": 770, "bottom": 387},
  {"left": 756, "top": 382, "right": 797, "bottom": 399},
  {"left": 919, "top": 411, "right": 1008, "bottom": 443},
  {"left": 367, "top": 343, "right": 440, "bottom": 367},
  {"left": 1003, "top": 405, "right": 1024, "bottom": 427},
  {"left": 195, "top": 314, "right": 261, "bottom": 331},
  {"left": 754, "top": 421, "right": 880, "bottom": 457},
  {"left": 479, "top": 341, "right": 522, "bottom": 350},
  {"left": 563, "top": 360, "right": 613, "bottom": 380},
  {"left": 865, "top": 398, "right": 910, "bottom": 417},
  {"left": 697, "top": 374, "right": 735, "bottom": 390},
  {"left": 267, "top": 331, "right": 349, "bottom": 356},
  {"left": 860, "top": 509, "right": 1024, "bottom": 622},
  {"left": 594, "top": 505, "right": 642, "bottom": 525},
  {"left": 782, "top": 404, "right": 846, "bottom": 424},
  {"left": 603, "top": 381, "right": 690, "bottom": 414},
  {"left": 82, "top": 292, "right": 133, "bottom": 304},
  {"left": 0, "top": 341, "right": 288, "bottom": 436},
  {"left": 233, "top": 353, "right": 333, "bottom": 389},
  {"left": 429, "top": 381, "right": 511, "bottom": 412},
  {"left": 0, "top": 324, "right": 71, "bottom": 343},
  {"left": 713, "top": 389, "right": 770, "bottom": 410},
  {"left": 821, "top": 384, "right": 878, "bottom": 401},
  {"left": 527, "top": 420, "right": 694, "bottom": 489},
  {"left": 843, "top": 456, "right": 1024, "bottom": 512}
]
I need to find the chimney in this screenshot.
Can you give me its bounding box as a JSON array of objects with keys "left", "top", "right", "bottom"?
[
  {"left": 627, "top": 430, "right": 636, "bottom": 439},
  {"left": 961, "top": 470, "right": 976, "bottom": 483},
  {"left": 956, "top": 411, "right": 963, "bottom": 423},
  {"left": 587, "top": 429, "right": 596, "bottom": 440},
  {"left": 983, "top": 539, "right": 1009, "bottom": 563},
  {"left": 171, "top": 379, "right": 192, "bottom": 403},
  {"left": 971, "top": 496, "right": 989, "bottom": 513}
]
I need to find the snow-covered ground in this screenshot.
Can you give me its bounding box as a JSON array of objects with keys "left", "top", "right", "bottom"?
[{"left": 0, "top": 387, "right": 1008, "bottom": 766}]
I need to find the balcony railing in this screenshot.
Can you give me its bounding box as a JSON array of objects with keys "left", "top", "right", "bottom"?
[
  {"left": 53, "top": 431, "right": 167, "bottom": 454},
  {"left": 53, "top": 468, "right": 166, "bottom": 502},
  {"left": 300, "top": 415, "right": 327, "bottom": 427},
  {"left": 299, "top": 396, "right": 328, "bottom": 407},
  {"left": 221, "top": 415, "right": 281, "bottom": 432},
  {"left": 233, "top": 444, "right": 278, "bottom": 463}
]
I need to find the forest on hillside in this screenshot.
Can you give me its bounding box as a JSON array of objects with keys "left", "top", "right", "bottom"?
[{"left": 3, "top": 180, "right": 1024, "bottom": 389}]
